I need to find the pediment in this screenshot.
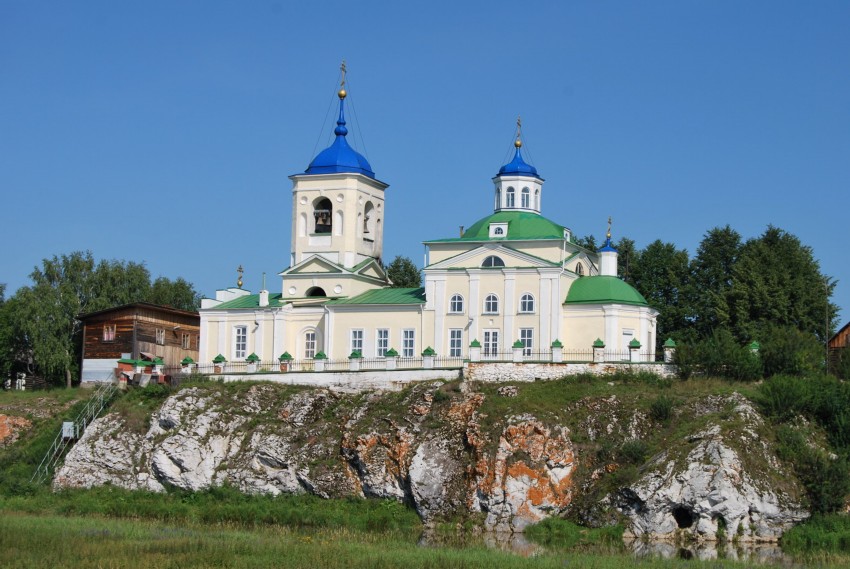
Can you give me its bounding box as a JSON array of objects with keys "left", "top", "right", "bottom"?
[
  {"left": 355, "top": 260, "right": 388, "bottom": 280},
  {"left": 281, "top": 255, "right": 345, "bottom": 276},
  {"left": 564, "top": 251, "right": 598, "bottom": 276},
  {"left": 426, "top": 244, "right": 558, "bottom": 270}
]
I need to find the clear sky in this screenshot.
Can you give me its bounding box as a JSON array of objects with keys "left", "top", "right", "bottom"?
[{"left": 2, "top": 1, "right": 848, "bottom": 325}]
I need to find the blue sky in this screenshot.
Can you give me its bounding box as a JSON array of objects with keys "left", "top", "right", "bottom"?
[{"left": 2, "top": 1, "right": 849, "bottom": 325}]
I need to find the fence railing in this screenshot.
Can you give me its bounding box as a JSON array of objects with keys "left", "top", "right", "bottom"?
[
  {"left": 170, "top": 349, "right": 663, "bottom": 378},
  {"left": 31, "top": 382, "right": 118, "bottom": 484}
]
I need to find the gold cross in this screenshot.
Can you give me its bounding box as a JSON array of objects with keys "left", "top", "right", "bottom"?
[
  {"left": 340, "top": 59, "right": 347, "bottom": 87},
  {"left": 607, "top": 217, "right": 612, "bottom": 239},
  {"left": 237, "top": 265, "right": 244, "bottom": 289}
]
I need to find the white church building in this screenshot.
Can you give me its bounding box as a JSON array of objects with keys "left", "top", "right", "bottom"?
[{"left": 199, "top": 80, "right": 658, "bottom": 367}]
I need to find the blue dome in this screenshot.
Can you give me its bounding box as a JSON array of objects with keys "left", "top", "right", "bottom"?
[
  {"left": 305, "top": 97, "right": 375, "bottom": 178},
  {"left": 498, "top": 147, "right": 539, "bottom": 177}
]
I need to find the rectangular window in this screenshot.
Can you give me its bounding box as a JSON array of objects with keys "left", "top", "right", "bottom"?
[
  {"left": 181, "top": 333, "right": 191, "bottom": 349},
  {"left": 350, "top": 329, "right": 364, "bottom": 354},
  {"left": 520, "top": 328, "right": 534, "bottom": 356},
  {"left": 234, "top": 326, "right": 247, "bottom": 359},
  {"left": 449, "top": 329, "right": 463, "bottom": 357},
  {"left": 402, "top": 329, "right": 415, "bottom": 357},
  {"left": 102, "top": 324, "right": 116, "bottom": 342},
  {"left": 155, "top": 328, "right": 165, "bottom": 346},
  {"left": 305, "top": 331, "right": 316, "bottom": 359},
  {"left": 376, "top": 329, "right": 389, "bottom": 357},
  {"left": 483, "top": 329, "right": 499, "bottom": 358}
]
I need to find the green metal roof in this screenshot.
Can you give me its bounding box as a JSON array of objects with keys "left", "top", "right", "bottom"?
[
  {"left": 212, "top": 293, "right": 283, "bottom": 309},
  {"left": 426, "top": 211, "right": 566, "bottom": 242},
  {"left": 326, "top": 287, "right": 425, "bottom": 305},
  {"left": 564, "top": 276, "right": 649, "bottom": 306}
]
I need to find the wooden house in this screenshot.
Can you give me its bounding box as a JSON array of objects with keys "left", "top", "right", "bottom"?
[
  {"left": 78, "top": 303, "right": 200, "bottom": 384},
  {"left": 829, "top": 321, "right": 850, "bottom": 370}
]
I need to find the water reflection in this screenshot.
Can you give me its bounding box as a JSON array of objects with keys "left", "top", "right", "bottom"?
[
  {"left": 421, "top": 529, "right": 798, "bottom": 566},
  {"left": 626, "top": 539, "right": 792, "bottom": 565}
]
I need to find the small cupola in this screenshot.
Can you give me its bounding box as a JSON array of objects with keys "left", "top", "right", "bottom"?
[
  {"left": 598, "top": 217, "right": 619, "bottom": 277},
  {"left": 492, "top": 117, "right": 543, "bottom": 214},
  {"left": 304, "top": 63, "right": 375, "bottom": 179}
]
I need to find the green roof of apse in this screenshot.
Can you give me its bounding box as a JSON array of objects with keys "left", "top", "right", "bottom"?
[
  {"left": 426, "top": 211, "right": 566, "bottom": 242},
  {"left": 564, "top": 276, "right": 649, "bottom": 306},
  {"left": 326, "top": 287, "right": 425, "bottom": 306}
]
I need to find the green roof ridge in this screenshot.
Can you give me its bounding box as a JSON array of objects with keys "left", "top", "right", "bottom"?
[{"left": 564, "top": 276, "right": 649, "bottom": 307}]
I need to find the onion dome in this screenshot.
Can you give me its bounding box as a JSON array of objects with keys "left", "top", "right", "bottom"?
[
  {"left": 598, "top": 236, "right": 617, "bottom": 253},
  {"left": 498, "top": 122, "right": 539, "bottom": 177},
  {"left": 305, "top": 89, "right": 375, "bottom": 178}
]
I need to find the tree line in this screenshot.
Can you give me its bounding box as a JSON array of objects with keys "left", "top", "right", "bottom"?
[
  {"left": 582, "top": 225, "right": 838, "bottom": 375},
  {"left": 0, "top": 251, "right": 201, "bottom": 387}
]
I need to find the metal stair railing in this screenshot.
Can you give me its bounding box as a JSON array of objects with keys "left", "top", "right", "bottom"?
[{"left": 30, "top": 382, "right": 119, "bottom": 484}]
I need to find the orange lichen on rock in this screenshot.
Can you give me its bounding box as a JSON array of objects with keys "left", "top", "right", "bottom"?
[{"left": 0, "top": 414, "right": 31, "bottom": 447}]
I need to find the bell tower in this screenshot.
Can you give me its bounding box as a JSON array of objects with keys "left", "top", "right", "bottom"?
[{"left": 288, "top": 64, "right": 389, "bottom": 269}]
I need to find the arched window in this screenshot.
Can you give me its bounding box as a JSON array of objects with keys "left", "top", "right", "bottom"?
[
  {"left": 495, "top": 188, "right": 501, "bottom": 210},
  {"left": 484, "top": 294, "right": 499, "bottom": 314},
  {"left": 304, "top": 330, "right": 317, "bottom": 359},
  {"left": 363, "top": 201, "right": 375, "bottom": 236},
  {"left": 534, "top": 189, "right": 540, "bottom": 210},
  {"left": 298, "top": 212, "right": 307, "bottom": 237},
  {"left": 306, "top": 286, "right": 326, "bottom": 297},
  {"left": 576, "top": 263, "right": 584, "bottom": 276},
  {"left": 313, "top": 198, "right": 332, "bottom": 234},
  {"left": 481, "top": 255, "right": 505, "bottom": 268},
  {"left": 449, "top": 294, "right": 464, "bottom": 313},
  {"left": 521, "top": 187, "right": 530, "bottom": 208},
  {"left": 520, "top": 293, "right": 535, "bottom": 313},
  {"left": 506, "top": 187, "right": 515, "bottom": 208}
]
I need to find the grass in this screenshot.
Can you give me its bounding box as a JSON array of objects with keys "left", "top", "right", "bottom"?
[
  {"left": 2, "top": 511, "right": 837, "bottom": 569},
  {"left": 0, "top": 485, "right": 420, "bottom": 534},
  {"left": 782, "top": 515, "right": 850, "bottom": 554}
]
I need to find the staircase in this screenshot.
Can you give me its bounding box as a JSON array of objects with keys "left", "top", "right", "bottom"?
[{"left": 30, "top": 382, "right": 119, "bottom": 484}]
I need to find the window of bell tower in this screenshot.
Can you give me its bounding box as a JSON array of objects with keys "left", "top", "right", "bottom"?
[{"left": 313, "top": 198, "right": 332, "bottom": 234}]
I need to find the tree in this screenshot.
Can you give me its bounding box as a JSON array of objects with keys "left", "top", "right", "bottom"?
[
  {"left": 628, "top": 240, "right": 692, "bottom": 347},
  {"left": 15, "top": 251, "right": 98, "bottom": 387},
  {"left": 726, "top": 226, "right": 836, "bottom": 344},
  {"left": 573, "top": 234, "right": 597, "bottom": 251},
  {"left": 8, "top": 251, "right": 202, "bottom": 387},
  {"left": 615, "top": 237, "right": 637, "bottom": 283},
  {"left": 688, "top": 225, "right": 742, "bottom": 338},
  {"left": 386, "top": 256, "right": 421, "bottom": 288},
  {"left": 148, "top": 277, "right": 201, "bottom": 311}
]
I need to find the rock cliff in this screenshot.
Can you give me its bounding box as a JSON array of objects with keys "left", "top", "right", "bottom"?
[{"left": 54, "top": 380, "right": 808, "bottom": 540}]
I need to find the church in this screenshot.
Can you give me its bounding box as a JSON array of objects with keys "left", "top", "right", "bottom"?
[{"left": 199, "top": 77, "right": 658, "bottom": 366}]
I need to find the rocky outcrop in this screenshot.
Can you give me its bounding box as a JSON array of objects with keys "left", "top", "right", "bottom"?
[
  {"left": 612, "top": 394, "right": 807, "bottom": 542},
  {"left": 54, "top": 384, "right": 808, "bottom": 539}
]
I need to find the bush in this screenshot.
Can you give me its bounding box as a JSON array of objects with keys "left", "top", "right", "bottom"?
[
  {"left": 757, "top": 375, "right": 811, "bottom": 422},
  {"left": 618, "top": 440, "right": 648, "bottom": 465},
  {"left": 673, "top": 328, "right": 762, "bottom": 381},
  {"left": 775, "top": 426, "right": 850, "bottom": 515},
  {"left": 649, "top": 395, "right": 674, "bottom": 422},
  {"left": 758, "top": 324, "right": 824, "bottom": 377}
]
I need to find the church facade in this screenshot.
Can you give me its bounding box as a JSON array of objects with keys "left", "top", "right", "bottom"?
[{"left": 199, "top": 83, "right": 658, "bottom": 366}]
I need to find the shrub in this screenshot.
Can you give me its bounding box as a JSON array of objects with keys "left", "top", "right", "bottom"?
[
  {"left": 618, "top": 440, "right": 648, "bottom": 465},
  {"left": 649, "top": 395, "right": 674, "bottom": 422},
  {"left": 672, "top": 328, "right": 762, "bottom": 381},
  {"left": 776, "top": 426, "right": 850, "bottom": 515},
  {"left": 757, "top": 375, "right": 811, "bottom": 422},
  {"left": 758, "top": 324, "right": 824, "bottom": 377}
]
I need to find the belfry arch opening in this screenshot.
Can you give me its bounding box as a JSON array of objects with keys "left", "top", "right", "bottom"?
[
  {"left": 306, "top": 287, "right": 327, "bottom": 297},
  {"left": 313, "top": 198, "right": 332, "bottom": 234}
]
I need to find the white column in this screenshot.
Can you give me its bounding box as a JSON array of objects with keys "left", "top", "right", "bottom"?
[
  {"left": 469, "top": 273, "right": 480, "bottom": 343},
  {"left": 503, "top": 271, "right": 516, "bottom": 351}
]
